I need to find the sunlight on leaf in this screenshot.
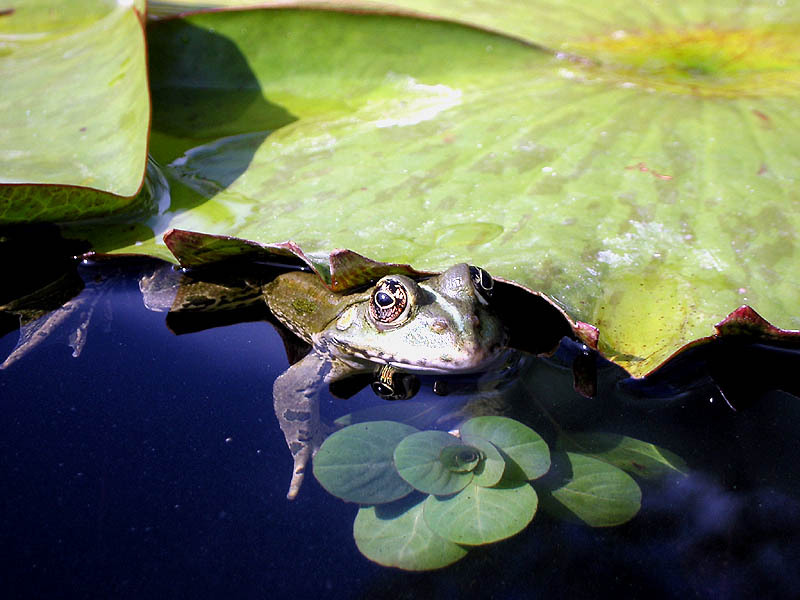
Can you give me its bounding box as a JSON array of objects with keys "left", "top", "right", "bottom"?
[
  {"left": 0, "top": 0, "right": 149, "bottom": 221},
  {"left": 61, "top": 3, "right": 800, "bottom": 376}
]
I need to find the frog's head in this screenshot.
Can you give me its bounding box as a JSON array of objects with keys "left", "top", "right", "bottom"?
[{"left": 320, "top": 263, "right": 507, "bottom": 373}]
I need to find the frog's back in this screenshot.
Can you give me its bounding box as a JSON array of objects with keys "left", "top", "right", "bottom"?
[{"left": 264, "top": 271, "right": 364, "bottom": 343}]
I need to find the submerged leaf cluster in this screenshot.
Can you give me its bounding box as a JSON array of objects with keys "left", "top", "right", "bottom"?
[{"left": 313, "top": 416, "right": 655, "bottom": 571}]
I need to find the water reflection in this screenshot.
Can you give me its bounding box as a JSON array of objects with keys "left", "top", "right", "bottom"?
[{"left": 2, "top": 255, "right": 799, "bottom": 596}]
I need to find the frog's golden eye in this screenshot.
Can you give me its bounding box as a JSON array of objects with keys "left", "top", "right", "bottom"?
[
  {"left": 469, "top": 266, "right": 494, "bottom": 299},
  {"left": 369, "top": 278, "right": 408, "bottom": 324}
]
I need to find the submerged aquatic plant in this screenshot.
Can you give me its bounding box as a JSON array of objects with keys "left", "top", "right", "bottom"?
[{"left": 312, "top": 416, "right": 667, "bottom": 570}]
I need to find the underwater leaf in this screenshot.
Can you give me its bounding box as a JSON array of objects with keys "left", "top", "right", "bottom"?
[
  {"left": 460, "top": 416, "right": 550, "bottom": 481},
  {"left": 557, "top": 432, "right": 689, "bottom": 480},
  {"left": 538, "top": 452, "right": 641, "bottom": 528},
  {"left": 423, "top": 480, "right": 538, "bottom": 546},
  {"left": 0, "top": 0, "right": 149, "bottom": 222},
  {"left": 393, "top": 430, "right": 475, "bottom": 496},
  {"left": 334, "top": 397, "right": 466, "bottom": 431},
  {"left": 312, "top": 421, "right": 418, "bottom": 504},
  {"left": 460, "top": 433, "right": 505, "bottom": 488},
  {"left": 353, "top": 495, "right": 468, "bottom": 571}
]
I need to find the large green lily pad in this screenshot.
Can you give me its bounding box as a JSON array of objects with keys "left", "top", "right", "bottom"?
[
  {"left": 0, "top": 0, "right": 149, "bottom": 221},
  {"left": 79, "top": 5, "right": 799, "bottom": 377},
  {"left": 11, "top": 0, "right": 796, "bottom": 377}
]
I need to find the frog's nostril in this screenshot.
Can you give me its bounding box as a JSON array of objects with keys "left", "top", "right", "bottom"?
[{"left": 431, "top": 319, "right": 449, "bottom": 334}]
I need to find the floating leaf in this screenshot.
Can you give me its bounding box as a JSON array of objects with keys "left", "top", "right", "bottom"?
[
  {"left": 460, "top": 433, "right": 505, "bottom": 488},
  {"left": 354, "top": 495, "right": 468, "bottom": 570},
  {"left": 312, "top": 421, "right": 418, "bottom": 504},
  {"left": 557, "top": 433, "right": 689, "bottom": 480},
  {"left": 460, "top": 416, "right": 550, "bottom": 481},
  {"left": 423, "top": 481, "right": 538, "bottom": 545},
  {"left": 539, "top": 452, "right": 641, "bottom": 528},
  {"left": 0, "top": 0, "right": 149, "bottom": 222},
  {"left": 77, "top": 4, "right": 800, "bottom": 379},
  {"left": 393, "top": 430, "right": 475, "bottom": 496}
]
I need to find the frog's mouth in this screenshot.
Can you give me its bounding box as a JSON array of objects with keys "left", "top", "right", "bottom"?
[{"left": 328, "top": 336, "right": 509, "bottom": 374}]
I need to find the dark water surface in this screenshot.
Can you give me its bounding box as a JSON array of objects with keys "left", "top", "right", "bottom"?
[{"left": 2, "top": 258, "right": 799, "bottom": 599}]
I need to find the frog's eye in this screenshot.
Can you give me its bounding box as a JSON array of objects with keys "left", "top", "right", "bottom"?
[
  {"left": 469, "top": 265, "right": 494, "bottom": 299},
  {"left": 369, "top": 278, "right": 409, "bottom": 324}
]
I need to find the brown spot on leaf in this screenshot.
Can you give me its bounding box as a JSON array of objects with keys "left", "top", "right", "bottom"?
[
  {"left": 625, "top": 161, "right": 673, "bottom": 180},
  {"left": 0, "top": 8, "right": 14, "bottom": 17},
  {"left": 752, "top": 109, "right": 771, "bottom": 128},
  {"left": 757, "top": 163, "right": 768, "bottom": 175}
]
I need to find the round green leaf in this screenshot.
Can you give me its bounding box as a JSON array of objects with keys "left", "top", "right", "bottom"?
[
  {"left": 312, "top": 421, "right": 418, "bottom": 504},
  {"left": 460, "top": 433, "right": 505, "bottom": 488},
  {"left": 539, "top": 452, "right": 642, "bottom": 528},
  {"left": 423, "top": 481, "right": 538, "bottom": 545},
  {"left": 460, "top": 417, "right": 550, "bottom": 481},
  {"left": 393, "top": 430, "right": 474, "bottom": 496},
  {"left": 354, "top": 496, "right": 468, "bottom": 571}
]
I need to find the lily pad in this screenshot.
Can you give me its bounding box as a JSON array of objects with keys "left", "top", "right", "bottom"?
[
  {"left": 0, "top": 0, "right": 149, "bottom": 222},
  {"left": 393, "top": 430, "right": 475, "bottom": 496},
  {"left": 538, "top": 452, "right": 641, "bottom": 528},
  {"left": 46, "top": 2, "right": 800, "bottom": 377},
  {"left": 423, "top": 480, "right": 538, "bottom": 545},
  {"left": 557, "top": 432, "right": 689, "bottom": 480},
  {"left": 75, "top": 3, "right": 800, "bottom": 378},
  {"left": 353, "top": 496, "right": 468, "bottom": 570},
  {"left": 460, "top": 416, "right": 550, "bottom": 481},
  {"left": 312, "top": 421, "right": 418, "bottom": 504}
]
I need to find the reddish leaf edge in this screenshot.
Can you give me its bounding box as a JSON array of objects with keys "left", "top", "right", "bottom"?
[{"left": 162, "top": 229, "right": 593, "bottom": 350}]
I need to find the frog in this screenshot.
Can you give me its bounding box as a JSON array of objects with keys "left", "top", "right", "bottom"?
[{"left": 263, "top": 263, "right": 508, "bottom": 499}]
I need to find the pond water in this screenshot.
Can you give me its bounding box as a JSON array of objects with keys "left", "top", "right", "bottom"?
[{"left": 2, "top": 255, "right": 799, "bottom": 599}]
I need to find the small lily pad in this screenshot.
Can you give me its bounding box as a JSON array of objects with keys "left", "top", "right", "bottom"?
[
  {"left": 393, "top": 430, "right": 475, "bottom": 496},
  {"left": 557, "top": 432, "right": 689, "bottom": 480},
  {"left": 354, "top": 495, "right": 468, "bottom": 571},
  {"left": 538, "top": 452, "right": 641, "bottom": 527},
  {"left": 460, "top": 416, "right": 551, "bottom": 481},
  {"left": 423, "top": 480, "right": 538, "bottom": 545},
  {"left": 312, "top": 421, "right": 418, "bottom": 504}
]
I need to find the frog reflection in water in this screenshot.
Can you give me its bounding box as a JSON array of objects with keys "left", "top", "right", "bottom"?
[{"left": 264, "top": 264, "right": 507, "bottom": 499}]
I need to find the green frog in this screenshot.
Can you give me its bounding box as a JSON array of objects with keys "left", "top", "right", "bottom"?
[
  {"left": 264, "top": 263, "right": 507, "bottom": 499},
  {"left": 2, "top": 257, "right": 509, "bottom": 500}
]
